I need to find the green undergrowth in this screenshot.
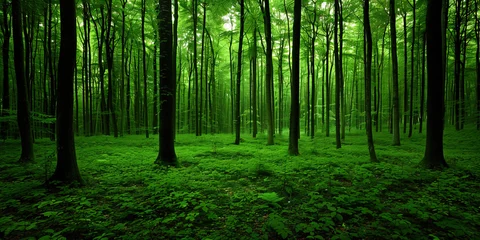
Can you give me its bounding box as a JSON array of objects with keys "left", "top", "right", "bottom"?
[{"left": 0, "top": 128, "right": 479, "bottom": 239}]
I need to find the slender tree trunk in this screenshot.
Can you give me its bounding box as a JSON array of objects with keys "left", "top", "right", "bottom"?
[
  {"left": 126, "top": 42, "right": 132, "bottom": 134},
  {"left": 252, "top": 26, "right": 258, "bottom": 138},
  {"left": 289, "top": 0, "right": 301, "bottom": 155},
  {"left": 419, "top": 31, "right": 426, "bottom": 133},
  {"left": 260, "top": 0, "right": 275, "bottom": 145},
  {"left": 106, "top": 0, "right": 118, "bottom": 137},
  {"left": 402, "top": 12, "right": 408, "bottom": 134},
  {"left": 50, "top": 0, "right": 83, "bottom": 183},
  {"left": 141, "top": 0, "right": 149, "bottom": 138},
  {"left": 390, "top": 0, "right": 401, "bottom": 146},
  {"left": 408, "top": 0, "right": 416, "bottom": 138},
  {"left": 364, "top": 0, "right": 378, "bottom": 162},
  {"left": 156, "top": 0, "right": 178, "bottom": 166},
  {"left": 120, "top": 0, "right": 127, "bottom": 136},
  {"left": 12, "top": 0, "right": 34, "bottom": 163},
  {"left": 454, "top": 0, "right": 461, "bottom": 130},
  {"left": 1, "top": 1, "right": 11, "bottom": 139},
  {"left": 334, "top": 0, "right": 341, "bottom": 148},
  {"left": 153, "top": 31, "right": 158, "bottom": 134},
  {"left": 325, "top": 27, "right": 331, "bottom": 137},
  {"left": 421, "top": 0, "right": 448, "bottom": 169},
  {"left": 234, "top": 0, "right": 245, "bottom": 145},
  {"left": 476, "top": 0, "right": 480, "bottom": 130}
]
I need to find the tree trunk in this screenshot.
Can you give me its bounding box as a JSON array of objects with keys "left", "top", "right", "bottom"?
[
  {"left": 476, "top": 0, "right": 480, "bottom": 130},
  {"left": 252, "top": 26, "right": 258, "bottom": 138},
  {"left": 419, "top": 32, "right": 426, "bottom": 133},
  {"left": 364, "top": 0, "right": 378, "bottom": 162},
  {"left": 390, "top": 0, "right": 401, "bottom": 146},
  {"left": 49, "top": 0, "right": 83, "bottom": 183},
  {"left": 260, "top": 0, "right": 275, "bottom": 145},
  {"left": 1, "top": 1, "right": 11, "bottom": 139},
  {"left": 126, "top": 41, "right": 132, "bottom": 134},
  {"left": 12, "top": 0, "right": 34, "bottom": 163},
  {"left": 409, "top": 0, "right": 416, "bottom": 138},
  {"left": 454, "top": 0, "right": 461, "bottom": 130},
  {"left": 289, "top": 0, "right": 301, "bottom": 155},
  {"left": 234, "top": 0, "right": 245, "bottom": 145},
  {"left": 106, "top": 0, "right": 118, "bottom": 138},
  {"left": 120, "top": 0, "right": 127, "bottom": 136},
  {"left": 155, "top": 0, "right": 178, "bottom": 166},
  {"left": 141, "top": 0, "right": 149, "bottom": 138},
  {"left": 334, "top": 0, "right": 341, "bottom": 149},
  {"left": 402, "top": 12, "right": 408, "bottom": 134},
  {"left": 420, "top": 0, "right": 448, "bottom": 169}
]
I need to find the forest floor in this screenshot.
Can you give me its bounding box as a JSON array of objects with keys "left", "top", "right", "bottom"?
[{"left": 0, "top": 128, "right": 479, "bottom": 240}]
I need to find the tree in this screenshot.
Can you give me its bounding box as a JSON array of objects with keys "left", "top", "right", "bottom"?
[
  {"left": 364, "top": 0, "right": 378, "bottom": 163},
  {"left": 1, "top": 0, "right": 10, "bottom": 139},
  {"left": 155, "top": 0, "right": 178, "bottom": 167},
  {"left": 289, "top": 0, "right": 301, "bottom": 155},
  {"left": 49, "top": 0, "right": 83, "bottom": 183},
  {"left": 334, "top": 0, "right": 342, "bottom": 149},
  {"left": 389, "top": 0, "right": 401, "bottom": 146},
  {"left": 12, "top": 0, "right": 34, "bottom": 163},
  {"left": 260, "top": 0, "right": 275, "bottom": 145},
  {"left": 234, "top": 0, "right": 245, "bottom": 145},
  {"left": 420, "top": 0, "right": 448, "bottom": 169},
  {"left": 141, "top": 0, "right": 149, "bottom": 138}
]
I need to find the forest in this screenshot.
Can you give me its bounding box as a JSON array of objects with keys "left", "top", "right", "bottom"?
[{"left": 0, "top": 0, "right": 479, "bottom": 239}]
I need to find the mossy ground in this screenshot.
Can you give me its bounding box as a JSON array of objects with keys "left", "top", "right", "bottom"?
[{"left": 1, "top": 128, "right": 479, "bottom": 239}]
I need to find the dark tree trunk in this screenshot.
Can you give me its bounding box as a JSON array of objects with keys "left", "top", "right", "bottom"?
[
  {"left": 12, "top": 0, "right": 34, "bottom": 163},
  {"left": 153, "top": 31, "right": 158, "bottom": 134},
  {"left": 408, "top": 0, "right": 416, "bottom": 138},
  {"left": 120, "top": 0, "right": 127, "bottom": 136},
  {"left": 1, "top": 1, "right": 11, "bottom": 139},
  {"left": 155, "top": 0, "right": 178, "bottom": 166},
  {"left": 49, "top": 0, "right": 83, "bottom": 183},
  {"left": 234, "top": 0, "right": 245, "bottom": 145},
  {"left": 126, "top": 41, "right": 132, "bottom": 134},
  {"left": 325, "top": 26, "right": 331, "bottom": 137},
  {"left": 47, "top": 0, "right": 56, "bottom": 140},
  {"left": 141, "top": 0, "right": 149, "bottom": 138},
  {"left": 419, "top": 32, "right": 426, "bottom": 133},
  {"left": 364, "top": 0, "right": 378, "bottom": 162},
  {"left": 420, "top": 0, "right": 448, "bottom": 169},
  {"left": 106, "top": 0, "right": 118, "bottom": 138},
  {"left": 193, "top": 0, "right": 199, "bottom": 136},
  {"left": 260, "top": 0, "right": 275, "bottom": 145},
  {"left": 288, "top": 0, "right": 301, "bottom": 155},
  {"left": 390, "top": 0, "right": 401, "bottom": 146},
  {"left": 252, "top": 26, "right": 258, "bottom": 138},
  {"left": 402, "top": 12, "right": 408, "bottom": 134},
  {"left": 476, "top": 0, "right": 480, "bottom": 130},
  {"left": 454, "top": 0, "right": 461, "bottom": 130},
  {"left": 334, "top": 0, "right": 341, "bottom": 149}
]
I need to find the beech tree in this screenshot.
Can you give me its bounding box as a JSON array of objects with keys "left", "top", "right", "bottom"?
[
  {"left": 12, "top": 0, "right": 34, "bottom": 163},
  {"left": 49, "top": 0, "right": 83, "bottom": 183},
  {"left": 289, "top": 0, "right": 301, "bottom": 155},
  {"left": 420, "top": 0, "right": 448, "bottom": 169},
  {"left": 155, "top": 0, "right": 178, "bottom": 166}
]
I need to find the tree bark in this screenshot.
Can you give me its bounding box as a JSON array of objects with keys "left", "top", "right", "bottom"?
[
  {"left": 12, "top": 0, "right": 34, "bottom": 163},
  {"left": 289, "top": 0, "right": 301, "bottom": 155},
  {"left": 260, "top": 0, "right": 275, "bottom": 145},
  {"left": 49, "top": 0, "right": 83, "bottom": 183},
  {"left": 1, "top": 0, "right": 11, "bottom": 139},
  {"left": 334, "top": 0, "right": 342, "bottom": 149},
  {"left": 420, "top": 0, "right": 448, "bottom": 169},
  {"left": 234, "top": 0, "right": 245, "bottom": 145},
  {"left": 156, "top": 0, "right": 178, "bottom": 166},
  {"left": 106, "top": 0, "right": 118, "bottom": 137},
  {"left": 390, "top": 0, "right": 401, "bottom": 146},
  {"left": 364, "top": 0, "right": 378, "bottom": 162}
]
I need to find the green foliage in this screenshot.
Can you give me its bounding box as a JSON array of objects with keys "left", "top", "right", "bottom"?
[{"left": 0, "top": 129, "right": 480, "bottom": 239}]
